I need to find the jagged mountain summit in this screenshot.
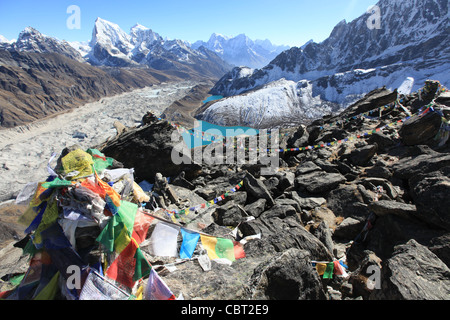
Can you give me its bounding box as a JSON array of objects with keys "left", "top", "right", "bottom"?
[
  {"left": 200, "top": 0, "right": 449, "bottom": 128},
  {"left": 1, "top": 27, "right": 85, "bottom": 63},
  {"left": 191, "top": 33, "right": 289, "bottom": 69},
  {"left": 85, "top": 17, "right": 232, "bottom": 79}
]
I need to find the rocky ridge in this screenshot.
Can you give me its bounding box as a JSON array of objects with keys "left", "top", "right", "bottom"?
[{"left": 0, "top": 80, "right": 449, "bottom": 300}]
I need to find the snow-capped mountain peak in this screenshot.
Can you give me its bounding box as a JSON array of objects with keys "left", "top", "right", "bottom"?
[
  {"left": 0, "top": 35, "right": 11, "bottom": 43},
  {"left": 199, "top": 0, "right": 449, "bottom": 128},
  {"left": 192, "top": 33, "right": 290, "bottom": 69},
  {"left": 90, "top": 18, "right": 133, "bottom": 52},
  {"left": 4, "top": 26, "right": 85, "bottom": 62}
]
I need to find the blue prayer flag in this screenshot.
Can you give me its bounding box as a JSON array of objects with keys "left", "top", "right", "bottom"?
[{"left": 179, "top": 229, "right": 200, "bottom": 259}]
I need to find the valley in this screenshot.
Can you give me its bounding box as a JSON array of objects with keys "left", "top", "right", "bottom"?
[{"left": 0, "top": 80, "right": 202, "bottom": 203}]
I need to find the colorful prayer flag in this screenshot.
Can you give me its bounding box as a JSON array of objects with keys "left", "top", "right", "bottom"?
[
  {"left": 106, "top": 238, "right": 151, "bottom": 288},
  {"left": 144, "top": 268, "right": 176, "bottom": 300},
  {"left": 323, "top": 262, "right": 334, "bottom": 279},
  {"left": 179, "top": 229, "right": 200, "bottom": 259},
  {"left": 200, "top": 235, "right": 244, "bottom": 262},
  {"left": 148, "top": 222, "right": 180, "bottom": 257}
]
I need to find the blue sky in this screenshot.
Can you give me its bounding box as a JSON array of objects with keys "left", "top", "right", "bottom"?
[{"left": 0, "top": 0, "right": 378, "bottom": 47}]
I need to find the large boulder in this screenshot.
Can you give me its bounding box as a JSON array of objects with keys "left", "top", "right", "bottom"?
[
  {"left": 295, "top": 171, "right": 346, "bottom": 195},
  {"left": 399, "top": 109, "right": 443, "bottom": 146},
  {"left": 248, "top": 248, "right": 327, "bottom": 300},
  {"left": 409, "top": 167, "right": 450, "bottom": 231},
  {"left": 370, "top": 239, "right": 450, "bottom": 300},
  {"left": 243, "top": 172, "right": 275, "bottom": 206},
  {"left": 391, "top": 153, "right": 450, "bottom": 180},
  {"left": 99, "top": 118, "right": 200, "bottom": 183}
]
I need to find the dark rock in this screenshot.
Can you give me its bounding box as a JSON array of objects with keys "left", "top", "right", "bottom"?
[
  {"left": 326, "top": 185, "right": 371, "bottom": 221},
  {"left": 363, "top": 213, "right": 446, "bottom": 260},
  {"left": 348, "top": 250, "right": 383, "bottom": 300},
  {"left": 334, "top": 217, "right": 364, "bottom": 241},
  {"left": 340, "top": 88, "right": 398, "bottom": 119},
  {"left": 360, "top": 177, "right": 400, "bottom": 200},
  {"left": 295, "top": 171, "right": 346, "bottom": 194},
  {"left": 370, "top": 239, "right": 450, "bottom": 300},
  {"left": 295, "top": 161, "right": 321, "bottom": 176},
  {"left": 314, "top": 159, "right": 340, "bottom": 173},
  {"left": 243, "top": 172, "right": 275, "bottom": 206},
  {"left": 367, "top": 131, "right": 396, "bottom": 152},
  {"left": 171, "top": 171, "right": 195, "bottom": 190},
  {"left": 263, "top": 176, "right": 280, "bottom": 195},
  {"left": 428, "top": 234, "right": 450, "bottom": 268},
  {"left": 248, "top": 248, "right": 327, "bottom": 300},
  {"left": 369, "top": 200, "right": 417, "bottom": 219},
  {"left": 310, "top": 221, "right": 334, "bottom": 256},
  {"left": 260, "top": 204, "right": 297, "bottom": 220},
  {"left": 244, "top": 198, "right": 267, "bottom": 218},
  {"left": 365, "top": 161, "right": 393, "bottom": 179},
  {"left": 409, "top": 167, "right": 450, "bottom": 231},
  {"left": 213, "top": 202, "right": 249, "bottom": 227},
  {"left": 239, "top": 216, "right": 333, "bottom": 261},
  {"left": 399, "top": 109, "right": 443, "bottom": 146},
  {"left": 100, "top": 120, "right": 200, "bottom": 183},
  {"left": 346, "top": 144, "right": 378, "bottom": 167},
  {"left": 391, "top": 153, "right": 450, "bottom": 180},
  {"left": 335, "top": 160, "right": 360, "bottom": 176},
  {"left": 286, "top": 125, "right": 309, "bottom": 148},
  {"left": 275, "top": 171, "right": 295, "bottom": 192},
  {"left": 289, "top": 191, "right": 326, "bottom": 210}
]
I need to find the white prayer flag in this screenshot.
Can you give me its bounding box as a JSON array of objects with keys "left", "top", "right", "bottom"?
[{"left": 148, "top": 222, "right": 180, "bottom": 257}]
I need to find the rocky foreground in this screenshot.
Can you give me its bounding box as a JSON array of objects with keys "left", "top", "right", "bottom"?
[{"left": 1, "top": 80, "right": 449, "bottom": 300}]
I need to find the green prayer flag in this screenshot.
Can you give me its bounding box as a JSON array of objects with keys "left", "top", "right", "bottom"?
[
  {"left": 117, "top": 201, "right": 138, "bottom": 235},
  {"left": 33, "top": 272, "right": 60, "bottom": 300},
  {"left": 133, "top": 247, "right": 152, "bottom": 281},
  {"left": 96, "top": 214, "right": 130, "bottom": 253},
  {"left": 323, "top": 262, "right": 334, "bottom": 279},
  {"left": 41, "top": 178, "right": 72, "bottom": 189},
  {"left": 215, "top": 238, "right": 236, "bottom": 262}
]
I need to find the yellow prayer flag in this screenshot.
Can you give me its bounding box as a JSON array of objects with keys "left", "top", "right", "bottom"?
[
  {"left": 316, "top": 263, "right": 327, "bottom": 275},
  {"left": 200, "top": 235, "right": 219, "bottom": 260}
]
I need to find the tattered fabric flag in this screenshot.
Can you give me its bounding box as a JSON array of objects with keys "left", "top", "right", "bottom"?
[
  {"left": 61, "top": 149, "right": 94, "bottom": 180},
  {"left": 80, "top": 270, "right": 130, "bottom": 300},
  {"left": 179, "top": 229, "right": 200, "bottom": 259},
  {"left": 148, "top": 222, "right": 180, "bottom": 257},
  {"left": 333, "top": 260, "right": 348, "bottom": 277},
  {"left": 41, "top": 178, "right": 73, "bottom": 189},
  {"left": 33, "top": 271, "right": 60, "bottom": 300},
  {"left": 323, "top": 262, "right": 334, "bottom": 279},
  {"left": 96, "top": 213, "right": 132, "bottom": 254},
  {"left": 15, "top": 181, "right": 39, "bottom": 206},
  {"left": 40, "top": 223, "right": 86, "bottom": 281},
  {"left": 106, "top": 238, "right": 151, "bottom": 288},
  {"left": 4, "top": 251, "right": 52, "bottom": 300},
  {"left": 233, "top": 241, "right": 246, "bottom": 260},
  {"left": 131, "top": 210, "right": 154, "bottom": 245},
  {"left": 87, "top": 148, "right": 114, "bottom": 173},
  {"left": 31, "top": 199, "right": 60, "bottom": 249},
  {"left": 144, "top": 268, "right": 176, "bottom": 300},
  {"left": 94, "top": 171, "right": 121, "bottom": 209},
  {"left": 118, "top": 201, "right": 138, "bottom": 235},
  {"left": 96, "top": 200, "right": 137, "bottom": 254},
  {"left": 200, "top": 235, "right": 244, "bottom": 262},
  {"left": 315, "top": 263, "right": 327, "bottom": 276}
]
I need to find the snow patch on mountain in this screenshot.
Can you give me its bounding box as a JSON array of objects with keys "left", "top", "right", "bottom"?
[{"left": 197, "top": 79, "right": 340, "bottom": 128}]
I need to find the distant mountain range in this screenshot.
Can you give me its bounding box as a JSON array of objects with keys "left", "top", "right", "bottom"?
[
  {"left": 0, "top": 19, "right": 231, "bottom": 128},
  {"left": 197, "top": 0, "right": 450, "bottom": 128},
  {"left": 192, "top": 33, "right": 290, "bottom": 69},
  {"left": 0, "top": 17, "right": 292, "bottom": 128}
]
